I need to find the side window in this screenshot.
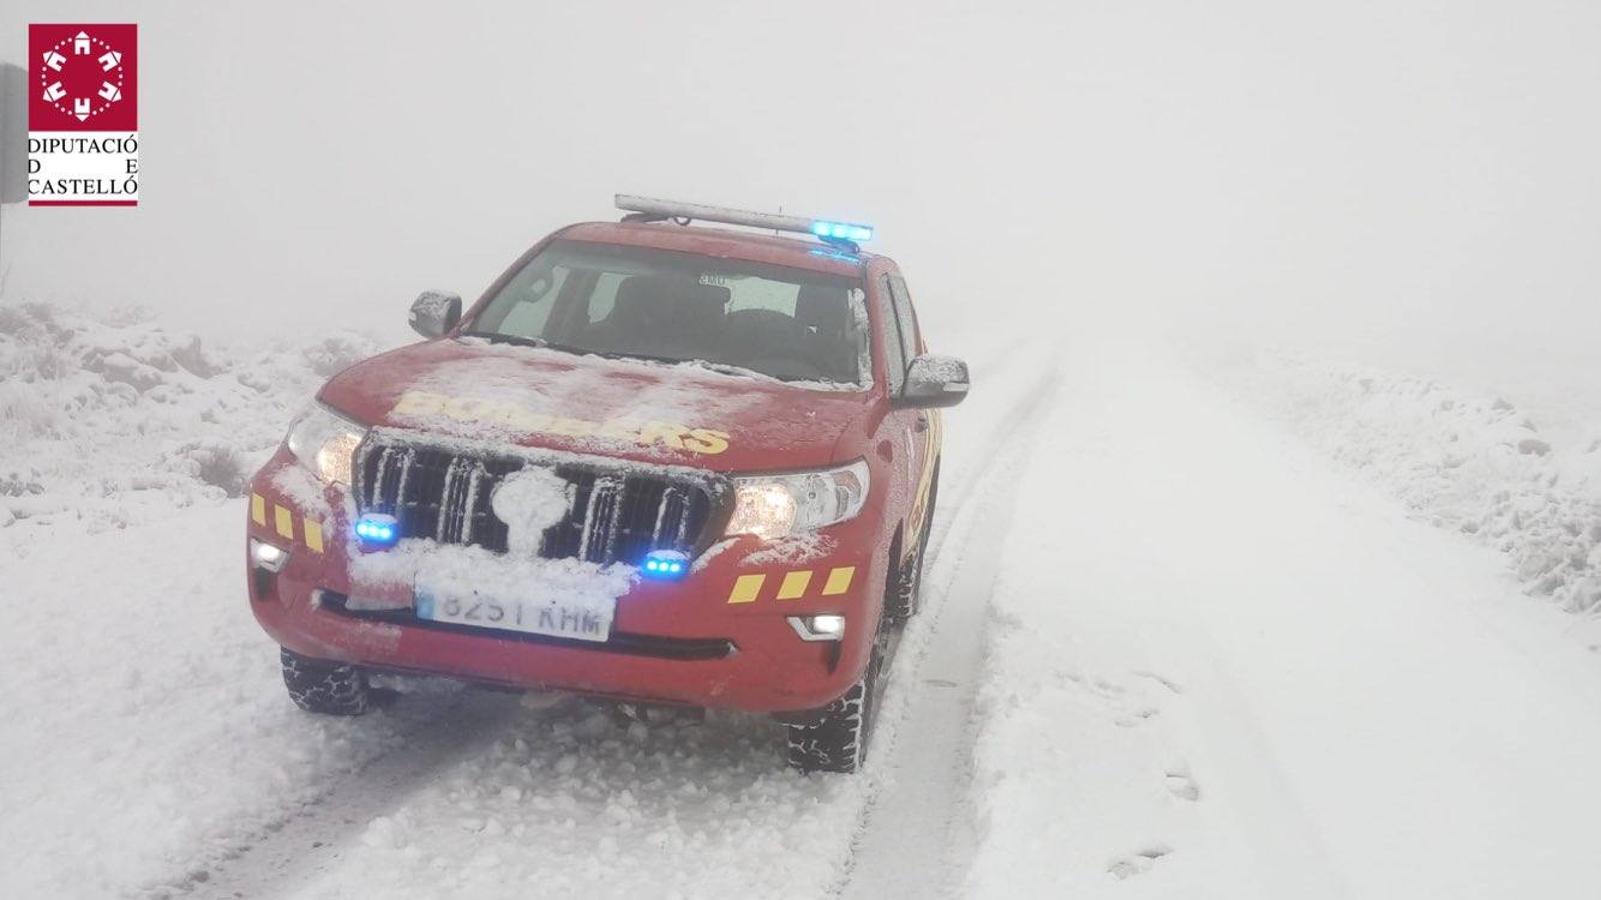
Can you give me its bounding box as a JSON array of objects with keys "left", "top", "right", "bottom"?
[
  {"left": 879, "top": 276, "right": 907, "bottom": 395},
  {"left": 887, "top": 275, "right": 921, "bottom": 361}
]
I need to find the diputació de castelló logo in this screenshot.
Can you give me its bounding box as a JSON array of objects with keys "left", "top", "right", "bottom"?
[{"left": 28, "top": 23, "right": 139, "bottom": 207}]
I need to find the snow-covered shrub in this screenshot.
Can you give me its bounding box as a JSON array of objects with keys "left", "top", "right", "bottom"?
[
  {"left": 0, "top": 468, "right": 44, "bottom": 497},
  {"left": 302, "top": 334, "right": 375, "bottom": 377},
  {"left": 166, "top": 440, "right": 252, "bottom": 498},
  {"left": 0, "top": 377, "right": 63, "bottom": 438}
]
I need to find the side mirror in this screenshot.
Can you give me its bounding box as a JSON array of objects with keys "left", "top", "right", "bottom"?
[
  {"left": 409, "top": 290, "right": 462, "bottom": 339},
  {"left": 900, "top": 354, "right": 970, "bottom": 408}
]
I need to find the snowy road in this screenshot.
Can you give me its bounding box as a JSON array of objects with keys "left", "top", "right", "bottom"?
[{"left": 6, "top": 337, "right": 1601, "bottom": 898}]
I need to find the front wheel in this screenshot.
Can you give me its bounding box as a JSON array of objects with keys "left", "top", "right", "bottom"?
[
  {"left": 280, "top": 647, "right": 371, "bottom": 716},
  {"left": 784, "top": 629, "right": 887, "bottom": 774}
]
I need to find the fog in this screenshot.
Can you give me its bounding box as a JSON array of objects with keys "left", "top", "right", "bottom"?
[
  {"left": 8, "top": 7, "right": 1601, "bottom": 892},
  {"left": 3, "top": 1, "right": 1598, "bottom": 392}
]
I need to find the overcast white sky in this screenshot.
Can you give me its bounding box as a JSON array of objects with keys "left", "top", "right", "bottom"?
[{"left": 3, "top": 1, "right": 1598, "bottom": 393}]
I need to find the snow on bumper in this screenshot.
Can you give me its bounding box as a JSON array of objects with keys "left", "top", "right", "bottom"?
[{"left": 244, "top": 454, "right": 880, "bottom": 713}]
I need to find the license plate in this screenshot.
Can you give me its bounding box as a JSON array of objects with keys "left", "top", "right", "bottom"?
[{"left": 415, "top": 589, "right": 614, "bottom": 642}]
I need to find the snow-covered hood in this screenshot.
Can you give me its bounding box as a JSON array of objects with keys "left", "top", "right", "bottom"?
[{"left": 318, "top": 338, "right": 872, "bottom": 471}]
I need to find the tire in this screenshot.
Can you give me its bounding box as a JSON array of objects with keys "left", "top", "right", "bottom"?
[
  {"left": 280, "top": 647, "right": 371, "bottom": 716},
  {"left": 784, "top": 627, "right": 887, "bottom": 774},
  {"left": 886, "top": 462, "right": 940, "bottom": 624}
]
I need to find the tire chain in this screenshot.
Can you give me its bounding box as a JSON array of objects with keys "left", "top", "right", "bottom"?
[{"left": 281, "top": 649, "right": 371, "bottom": 716}]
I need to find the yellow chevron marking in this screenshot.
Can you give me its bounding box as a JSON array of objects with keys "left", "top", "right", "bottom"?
[
  {"left": 250, "top": 493, "right": 267, "bottom": 526},
  {"left": 821, "top": 566, "right": 856, "bottom": 596},
  {"left": 273, "top": 505, "right": 295, "bottom": 540},
  {"left": 303, "top": 519, "right": 325, "bottom": 554},
  {"left": 776, "top": 570, "right": 813, "bottom": 600},
  {"left": 728, "top": 574, "right": 765, "bottom": 604}
]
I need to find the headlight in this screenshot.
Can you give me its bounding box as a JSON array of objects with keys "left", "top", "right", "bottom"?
[
  {"left": 725, "top": 460, "right": 870, "bottom": 540},
  {"left": 248, "top": 537, "right": 289, "bottom": 572},
  {"left": 286, "top": 404, "right": 367, "bottom": 485}
]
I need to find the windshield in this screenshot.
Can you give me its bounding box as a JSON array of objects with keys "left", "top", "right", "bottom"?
[{"left": 466, "top": 240, "right": 869, "bottom": 386}]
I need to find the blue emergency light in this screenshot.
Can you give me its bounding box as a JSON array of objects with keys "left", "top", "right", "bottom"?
[
  {"left": 642, "top": 549, "right": 690, "bottom": 580},
  {"left": 810, "top": 220, "right": 874, "bottom": 243},
  {"left": 354, "top": 513, "right": 400, "bottom": 547}
]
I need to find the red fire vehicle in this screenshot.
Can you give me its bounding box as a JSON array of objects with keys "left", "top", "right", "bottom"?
[{"left": 245, "top": 196, "right": 969, "bottom": 772}]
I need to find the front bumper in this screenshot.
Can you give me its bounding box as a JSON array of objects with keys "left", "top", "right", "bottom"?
[{"left": 245, "top": 450, "right": 888, "bottom": 713}]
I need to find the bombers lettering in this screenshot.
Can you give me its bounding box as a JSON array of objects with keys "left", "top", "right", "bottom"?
[{"left": 392, "top": 390, "right": 731, "bottom": 455}]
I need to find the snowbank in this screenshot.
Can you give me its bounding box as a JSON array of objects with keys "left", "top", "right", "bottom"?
[
  {"left": 0, "top": 301, "right": 377, "bottom": 535},
  {"left": 1215, "top": 348, "right": 1601, "bottom": 613},
  {"left": 966, "top": 343, "right": 1601, "bottom": 898}
]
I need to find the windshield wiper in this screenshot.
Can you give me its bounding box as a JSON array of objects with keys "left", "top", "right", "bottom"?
[
  {"left": 586, "top": 349, "right": 746, "bottom": 375},
  {"left": 461, "top": 334, "right": 816, "bottom": 385},
  {"left": 592, "top": 351, "right": 790, "bottom": 383},
  {"left": 588, "top": 348, "right": 683, "bottom": 365},
  {"left": 463, "top": 333, "right": 692, "bottom": 366},
  {"left": 461, "top": 332, "right": 593, "bottom": 356},
  {"left": 461, "top": 331, "right": 546, "bottom": 348}
]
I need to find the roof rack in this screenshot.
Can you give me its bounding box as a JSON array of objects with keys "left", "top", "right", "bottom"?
[{"left": 614, "top": 194, "right": 873, "bottom": 253}]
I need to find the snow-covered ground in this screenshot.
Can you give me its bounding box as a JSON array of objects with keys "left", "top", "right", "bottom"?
[{"left": 5, "top": 305, "right": 1601, "bottom": 898}]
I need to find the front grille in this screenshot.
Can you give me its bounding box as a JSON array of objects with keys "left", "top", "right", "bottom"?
[{"left": 355, "top": 436, "right": 721, "bottom": 565}]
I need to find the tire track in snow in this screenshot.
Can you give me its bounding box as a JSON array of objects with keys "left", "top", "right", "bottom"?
[
  {"left": 839, "top": 361, "right": 1063, "bottom": 898},
  {"left": 155, "top": 689, "right": 521, "bottom": 900}
]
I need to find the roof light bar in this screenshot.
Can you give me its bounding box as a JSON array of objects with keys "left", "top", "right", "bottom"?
[{"left": 615, "top": 195, "right": 873, "bottom": 246}]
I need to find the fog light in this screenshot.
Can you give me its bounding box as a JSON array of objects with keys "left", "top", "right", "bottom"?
[
  {"left": 249, "top": 538, "right": 288, "bottom": 573},
  {"left": 787, "top": 614, "right": 846, "bottom": 642},
  {"left": 642, "top": 549, "right": 690, "bottom": 580},
  {"left": 354, "top": 513, "right": 400, "bottom": 547}
]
